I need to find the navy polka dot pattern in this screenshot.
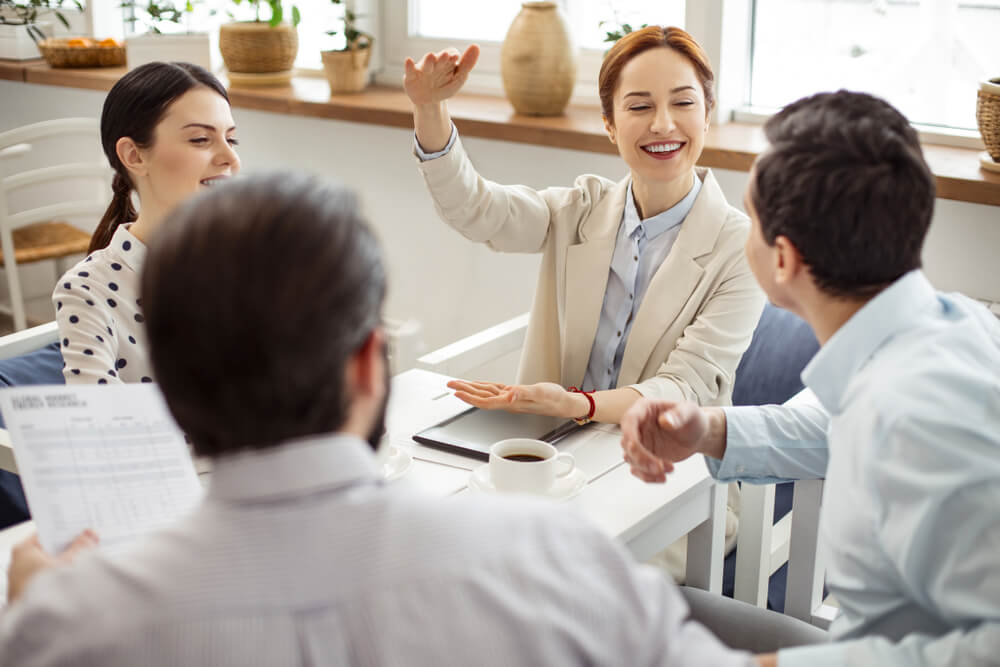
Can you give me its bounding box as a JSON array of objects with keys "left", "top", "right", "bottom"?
[{"left": 53, "top": 224, "right": 152, "bottom": 385}]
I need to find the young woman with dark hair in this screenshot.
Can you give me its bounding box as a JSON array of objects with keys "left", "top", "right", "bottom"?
[{"left": 53, "top": 61, "right": 240, "bottom": 385}]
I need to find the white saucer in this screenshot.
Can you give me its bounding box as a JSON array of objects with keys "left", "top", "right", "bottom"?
[
  {"left": 382, "top": 446, "right": 413, "bottom": 481},
  {"left": 467, "top": 464, "right": 586, "bottom": 501}
]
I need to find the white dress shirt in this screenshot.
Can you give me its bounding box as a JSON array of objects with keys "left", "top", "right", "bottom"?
[
  {"left": 709, "top": 271, "right": 1000, "bottom": 666},
  {"left": 0, "top": 433, "right": 753, "bottom": 667},
  {"left": 52, "top": 224, "right": 152, "bottom": 385}
]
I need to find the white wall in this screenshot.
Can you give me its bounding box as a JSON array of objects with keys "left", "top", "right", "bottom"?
[{"left": 3, "top": 79, "right": 998, "bottom": 354}]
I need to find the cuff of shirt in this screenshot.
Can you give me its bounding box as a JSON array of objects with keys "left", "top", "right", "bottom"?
[
  {"left": 778, "top": 641, "right": 847, "bottom": 667},
  {"left": 413, "top": 123, "right": 458, "bottom": 161},
  {"left": 707, "top": 406, "right": 760, "bottom": 481}
]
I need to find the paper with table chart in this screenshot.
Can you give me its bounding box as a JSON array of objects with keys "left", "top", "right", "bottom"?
[{"left": 0, "top": 383, "right": 203, "bottom": 555}]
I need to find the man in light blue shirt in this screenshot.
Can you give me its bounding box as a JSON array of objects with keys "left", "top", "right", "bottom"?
[{"left": 621, "top": 90, "right": 1000, "bottom": 666}]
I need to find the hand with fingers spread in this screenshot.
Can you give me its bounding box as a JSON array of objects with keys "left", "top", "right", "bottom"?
[
  {"left": 620, "top": 398, "right": 722, "bottom": 483},
  {"left": 403, "top": 44, "right": 480, "bottom": 107},
  {"left": 7, "top": 529, "right": 99, "bottom": 604},
  {"left": 446, "top": 379, "right": 587, "bottom": 419}
]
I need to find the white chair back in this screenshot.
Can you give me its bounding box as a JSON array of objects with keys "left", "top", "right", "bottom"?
[{"left": 0, "top": 118, "right": 110, "bottom": 330}]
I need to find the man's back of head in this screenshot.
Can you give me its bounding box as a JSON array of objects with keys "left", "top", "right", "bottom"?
[
  {"left": 141, "top": 171, "right": 387, "bottom": 457},
  {"left": 750, "top": 90, "right": 936, "bottom": 299}
]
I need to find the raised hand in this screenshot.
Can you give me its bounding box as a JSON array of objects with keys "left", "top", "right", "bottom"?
[
  {"left": 620, "top": 399, "right": 709, "bottom": 483},
  {"left": 403, "top": 44, "right": 481, "bottom": 106},
  {"left": 447, "top": 379, "right": 582, "bottom": 418}
]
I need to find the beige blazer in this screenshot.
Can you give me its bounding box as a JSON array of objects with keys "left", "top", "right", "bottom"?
[{"left": 418, "top": 137, "right": 765, "bottom": 406}]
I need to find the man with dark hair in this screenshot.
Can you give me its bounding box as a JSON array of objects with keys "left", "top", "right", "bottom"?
[
  {"left": 622, "top": 90, "right": 1000, "bottom": 665},
  {"left": 1, "top": 171, "right": 759, "bottom": 666}
]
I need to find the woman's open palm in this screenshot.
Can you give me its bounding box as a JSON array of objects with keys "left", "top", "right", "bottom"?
[{"left": 404, "top": 44, "right": 480, "bottom": 106}]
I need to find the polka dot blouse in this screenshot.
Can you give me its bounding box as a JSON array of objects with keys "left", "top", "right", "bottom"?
[{"left": 53, "top": 224, "right": 153, "bottom": 385}]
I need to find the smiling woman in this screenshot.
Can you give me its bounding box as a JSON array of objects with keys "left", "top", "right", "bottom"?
[
  {"left": 405, "top": 27, "right": 764, "bottom": 581},
  {"left": 53, "top": 62, "right": 241, "bottom": 386}
]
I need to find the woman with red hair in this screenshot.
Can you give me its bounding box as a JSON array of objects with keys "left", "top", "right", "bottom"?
[
  {"left": 406, "top": 25, "right": 761, "bottom": 579},
  {"left": 406, "top": 27, "right": 763, "bottom": 427}
]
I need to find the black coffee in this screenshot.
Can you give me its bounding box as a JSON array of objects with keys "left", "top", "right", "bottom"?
[{"left": 503, "top": 454, "right": 546, "bottom": 462}]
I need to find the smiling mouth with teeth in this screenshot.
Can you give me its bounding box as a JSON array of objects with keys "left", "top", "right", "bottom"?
[
  {"left": 642, "top": 142, "right": 683, "bottom": 154},
  {"left": 200, "top": 178, "right": 226, "bottom": 186}
]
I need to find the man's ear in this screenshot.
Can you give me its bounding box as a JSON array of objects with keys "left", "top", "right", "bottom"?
[
  {"left": 772, "top": 235, "right": 806, "bottom": 286},
  {"left": 603, "top": 115, "right": 616, "bottom": 145},
  {"left": 116, "top": 137, "right": 146, "bottom": 178},
  {"left": 350, "top": 327, "right": 387, "bottom": 401}
]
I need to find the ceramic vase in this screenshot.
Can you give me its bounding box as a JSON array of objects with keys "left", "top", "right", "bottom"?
[{"left": 500, "top": 1, "right": 577, "bottom": 116}]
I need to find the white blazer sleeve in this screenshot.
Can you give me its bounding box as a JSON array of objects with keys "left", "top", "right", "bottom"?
[{"left": 416, "top": 134, "right": 610, "bottom": 253}]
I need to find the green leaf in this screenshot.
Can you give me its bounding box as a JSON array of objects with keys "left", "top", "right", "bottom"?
[
  {"left": 291, "top": 4, "right": 300, "bottom": 26},
  {"left": 55, "top": 10, "right": 69, "bottom": 28},
  {"left": 268, "top": 1, "right": 281, "bottom": 25}
]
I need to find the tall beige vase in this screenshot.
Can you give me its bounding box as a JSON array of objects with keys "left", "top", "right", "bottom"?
[{"left": 500, "top": 2, "right": 577, "bottom": 116}]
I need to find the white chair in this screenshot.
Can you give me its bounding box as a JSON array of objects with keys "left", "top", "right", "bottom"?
[
  {"left": 0, "top": 320, "right": 60, "bottom": 474},
  {"left": 0, "top": 118, "right": 110, "bottom": 331},
  {"left": 732, "top": 388, "right": 835, "bottom": 629},
  {"left": 415, "top": 311, "right": 528, "bottom": 379}
]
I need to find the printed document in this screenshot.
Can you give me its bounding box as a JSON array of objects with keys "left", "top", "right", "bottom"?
[{"left": 0, "top": 384, "right": 203, "bottom": 555}]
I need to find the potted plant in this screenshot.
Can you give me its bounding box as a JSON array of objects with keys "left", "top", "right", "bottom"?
[
  {"left": 122, "top": 0, "right": 211, "bottom": 70},
  {"left": 320, "top": 0, "right": 373, "bottom": 94},
  {"left": 219, "top": 0, "right": 300, "bottom": 82},
  {"left": 0, "top": 0, "right": 77, "bottom": 59}
]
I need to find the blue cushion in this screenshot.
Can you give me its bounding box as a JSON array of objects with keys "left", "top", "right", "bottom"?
[
  {"left": 0, "top": 341, "right": 65, "bottom": 529},
  {"left": 731, "top": 304, "right": 819, "bottom": 407},
  {"left": 723, "top": 304, "right": 819, "bottom": 611}
]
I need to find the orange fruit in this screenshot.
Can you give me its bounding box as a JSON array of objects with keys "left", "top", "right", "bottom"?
[
  {"left": 66, "top": 38, "right": 88, "bottom": 47},
  {"left": 98, "top": 38, "right": 119, "bottom": 48}
]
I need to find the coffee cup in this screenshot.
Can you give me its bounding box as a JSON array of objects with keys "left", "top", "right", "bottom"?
[{"left": 488, "top": 438, "right": 576, "bottom": 495}]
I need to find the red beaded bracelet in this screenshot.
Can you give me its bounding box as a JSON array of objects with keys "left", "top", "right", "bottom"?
[{"left": 568, "top": 386, "right": 595, "bottom": 425}]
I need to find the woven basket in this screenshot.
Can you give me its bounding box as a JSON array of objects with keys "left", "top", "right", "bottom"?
[
  {"left": 977, "top": 79, "right": 1000, "bottom": 162},
  {"left": 321, "top": 43, "right": 372, "bottom": 94},
  {"left": 219, "top": 22, "right": 298, "bottom": 74},
  {"left": 38, "top": 37, "right": 125, "bottom": 68}
]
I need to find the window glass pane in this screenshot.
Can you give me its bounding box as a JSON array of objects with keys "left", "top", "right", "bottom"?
[
  {"left": 750, "top": 0, "right": 1000, "bottom": 130},
  {"left": 569, "top": 0, "right": 684, "bottom": 51},
  {"left": 413, "top": 0, "right": 522, "bottom": 42},
  {"left": 412, "top": 0, "right": 683, "bottom": 50}
]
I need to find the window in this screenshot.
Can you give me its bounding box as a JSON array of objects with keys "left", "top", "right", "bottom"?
[
  {"left": 410, "top": 0, "right": 684, "bottom": 51},
  {"left": 384, "top": 0, "right": 685, "bottom": 101},
  {"left": 748, "top": 0, "right": 1000, "bottom": 131}
]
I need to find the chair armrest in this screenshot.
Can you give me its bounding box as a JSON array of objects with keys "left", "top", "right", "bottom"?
[
  {"left": 416, "top": 312, "right": 529, "bottom": 378},
  {"left": 0, "top": 322, "right": 59, "bottom": 361}
]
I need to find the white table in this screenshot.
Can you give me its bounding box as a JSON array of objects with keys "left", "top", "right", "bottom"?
[{"left": 0, "top": 369, "right": 727, "bottom": 600}]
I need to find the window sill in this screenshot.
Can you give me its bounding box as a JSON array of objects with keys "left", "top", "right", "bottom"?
[{"left": 4, "top": 59, "right": 999, "bottom": 208}]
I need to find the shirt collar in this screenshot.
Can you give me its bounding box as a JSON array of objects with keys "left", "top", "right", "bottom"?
[
  {"left": 110, "top": 223, "right": 147, "bottom": 273},
  {"left": 208, "top": 432, "right": 381, "bottom": 503},
  {"left": 623, "top": 175, "right": 702, "bottom": 240},
  {"left": 802, "top": 270, "right": 939, "bottom": 414}
]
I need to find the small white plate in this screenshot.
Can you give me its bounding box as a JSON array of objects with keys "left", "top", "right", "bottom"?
[
  {"left": 382, "top": 446, "right": 413, "bottom": 481},
  {"left": 467, "top": 463, "right": 587, "bottom": 501}
]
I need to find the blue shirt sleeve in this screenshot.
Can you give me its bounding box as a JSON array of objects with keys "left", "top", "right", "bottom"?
[
  {"left": 707, "top": 395, "right": 830, "bottom": 484},
  {"left": 413, "top": 123, "right": 458, "bottom": 161}
]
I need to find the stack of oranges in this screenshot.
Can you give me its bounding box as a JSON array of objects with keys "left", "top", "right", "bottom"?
[{"left": 64, "top": 37, "right": 121, "bottom": 48}]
